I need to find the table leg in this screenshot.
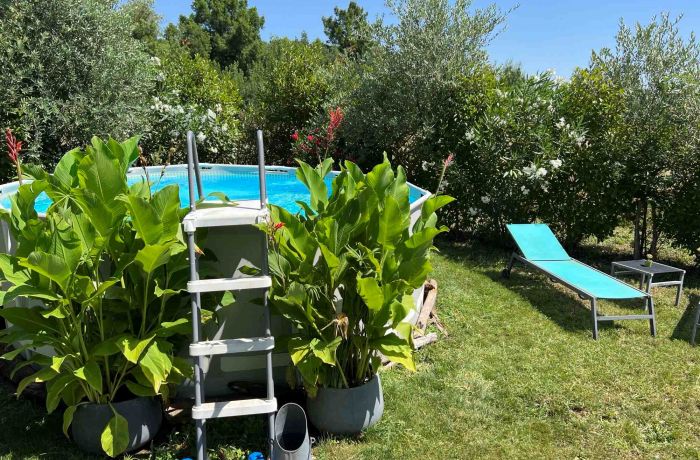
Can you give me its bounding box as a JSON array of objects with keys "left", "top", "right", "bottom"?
[
  {"left": 676, "top": 272, "right": 685, "bottom": 307},
  {"left": 646, "top": 274, "right": 653, "bottom": 294},
  {"left": 639, "top": 273, "right": 646, "bottom": 290}
]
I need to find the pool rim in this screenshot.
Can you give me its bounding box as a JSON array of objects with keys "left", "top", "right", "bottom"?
[{"left": 0, "top": 163, "right": 432, "bottom": 217}]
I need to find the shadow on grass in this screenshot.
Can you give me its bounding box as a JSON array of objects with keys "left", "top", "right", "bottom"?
[{"left": 671, "top": 293, "right": 700, "bottom": 344}]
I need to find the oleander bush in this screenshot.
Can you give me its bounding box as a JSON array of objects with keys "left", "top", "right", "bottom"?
[{"left": 141, "top": 46, "right": 244, "bottom": 164}]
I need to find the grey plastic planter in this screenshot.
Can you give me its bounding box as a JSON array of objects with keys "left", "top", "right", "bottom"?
[
  {"left": 272, "top": 403, "right": 311, "bottom": 460},
  {"left": 306, "top": 374, "right": 384, "bottom": 435},
  {"left": 71, "top": 397, "right": 162, "bottom": 455}
]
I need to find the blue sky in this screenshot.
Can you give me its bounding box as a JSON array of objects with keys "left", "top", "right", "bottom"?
[{"left": 153, "top": 0, "right": 700, "bottom": 77}]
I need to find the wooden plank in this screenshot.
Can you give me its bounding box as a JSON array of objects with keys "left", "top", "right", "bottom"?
[{"left": 416, "top": 279, "right": 437, "bottom": 334}]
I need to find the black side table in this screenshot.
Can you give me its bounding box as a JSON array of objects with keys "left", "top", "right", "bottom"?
[{"left": 611, "top": 259, "right": 685, "bottom": 306}]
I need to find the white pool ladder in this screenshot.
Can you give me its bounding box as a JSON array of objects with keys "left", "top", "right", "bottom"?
[{"left": 184, "top": 130, "right": 276, "bottom": 460}]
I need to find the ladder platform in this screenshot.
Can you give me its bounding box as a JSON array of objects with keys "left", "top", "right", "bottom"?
[
  {"left": 187, "top": 276, "right": 271, "bottom": 293},
  {"left": 192, "top": 398, "right": 277, "bottom": 420},
  {"left": 183, "top": 200, "right": 268, "bottom": 232},
  {"left": 189, "top": 337, "right": 274, "bottom": 357}
]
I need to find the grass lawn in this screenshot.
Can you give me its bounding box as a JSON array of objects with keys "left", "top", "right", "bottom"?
[{"left": 1, "top": 235, "right": 699, "bottom": 459}]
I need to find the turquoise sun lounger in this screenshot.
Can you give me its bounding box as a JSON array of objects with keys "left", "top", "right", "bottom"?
[{"left": 502, "top": 223, "right": 656, "bottom": 340}]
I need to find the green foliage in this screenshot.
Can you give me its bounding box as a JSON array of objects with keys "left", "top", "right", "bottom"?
[
  {"left": 0, "top": 137, "right": 192, "bottom": 457},
  {"left": 322, "top": 1, "right": 372, "bottom": 58},
  {"left": 341, "top": 0, "right": 506, "bottom": 166},
  {"left": 191, "top": 0, "right": 265, "bottom": 72},
  {"left": 121, "top": 0, "right": 161, "bottom": 52},
  {"left": 142, "top": 46, "right": 244, "bottom": 164},
  {"left": 244, "top": 38, "right": 337, "bottom": 165},
  {"left": 164, "top": 16, "right": 213, "bottom": 58},
  {"left": 0, "top": 0, "right": 156, "bottom": 178},
  {"left": 258, "top": 157, "right": 452, "bottom": 393},
  {"left": 591, "top": 13, "right": 700, "bottom": 256}
]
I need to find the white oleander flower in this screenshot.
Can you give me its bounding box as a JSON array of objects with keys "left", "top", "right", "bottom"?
[
  {"left": 481, "top": 195, "right": 491, "bottom": 204},
  {"left": 549, "top": 159, "right": 563, "bottom": 169},
  {"left": 468, "top": 207, "right": 478, "bottom": 216},
  {"left": 521, "top": 185, "right": 529, "bottom": 195},
  {"left": 197, "top": 132, "right": 206, "bottom": 142},
  {"left": 207, "top": 108, "right": 217, "bottom": 120},
  {"left": 536, "top": 167, "right": 548, "bottom": 178},
  {"left": 555, "top": 117, "right": 566, "bottom": 129}
]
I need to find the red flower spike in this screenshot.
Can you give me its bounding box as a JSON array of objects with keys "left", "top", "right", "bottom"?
[
  {"left": 273, "top": 222, "right": 285, "bottom": 230},
  {"left": 291, "top": 131, "right": 299, "bottom": 142},
  {"left": 5, "top": 128, "right": 21, "bottom": 165}
]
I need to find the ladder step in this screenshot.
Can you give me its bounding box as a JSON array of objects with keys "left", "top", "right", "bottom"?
[
  {"left": 187, "top": 276, "right": 271, "bottom": 293},
  {"left": 182, "top": 202, "right": 268, "bottom": 232},
  {"left": 190, "top": 337, "right": 274, "bottom": 357},
  {"left": 192, "top": 398, "right": 277, "bottom": 420}
]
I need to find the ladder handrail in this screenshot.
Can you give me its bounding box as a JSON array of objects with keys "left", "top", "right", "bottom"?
[
  {"left": 185, "top": 129, "right": 275, "bottom": 460},
  {"left": 186, "top": 131, "right": 204, "bottom": 211},
  {"left": 256, "top": 130, "right": 267, "bottom": 210}
]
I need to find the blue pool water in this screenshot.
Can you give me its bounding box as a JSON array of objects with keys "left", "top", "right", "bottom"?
[{"left": 2, "top": 166, "right": 426, "bottom": 214}]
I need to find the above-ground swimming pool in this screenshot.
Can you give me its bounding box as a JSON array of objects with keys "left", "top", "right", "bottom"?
[
  {"left": 0, "top": 164, "right": 428, "bottom": 214},
  {"left": 0, "top": 163, "right": 431, "bottom": 396}
]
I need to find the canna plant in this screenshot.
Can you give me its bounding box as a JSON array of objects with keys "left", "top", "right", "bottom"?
[
  {"left": 258, "top": 156, "right": 453, "bottom": 395},
  {"left": 0, "top": 137, "right": 193, "bottom": 457}
]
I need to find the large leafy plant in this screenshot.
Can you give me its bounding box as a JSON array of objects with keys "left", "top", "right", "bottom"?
[
  {"left": 259, "top": 157, "right": 453, "bottom": 395},
  {"left": 0, "top": 137, "right": 192, "bottom": 457}
]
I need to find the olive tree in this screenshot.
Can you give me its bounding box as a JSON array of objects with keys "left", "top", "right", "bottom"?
[
  {"left": 342, "top": 0, "right": 507, "bottom": 173},
  {"left": 591, "top": 13, "right": 700, "bottom": 257},
  {"left": 0, "top": 0, "right": 156, "bottom": 177}
]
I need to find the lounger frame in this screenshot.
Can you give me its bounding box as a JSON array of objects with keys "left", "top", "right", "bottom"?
[{"left": 503, "top": 252, "right": 656, "bottom": 340}]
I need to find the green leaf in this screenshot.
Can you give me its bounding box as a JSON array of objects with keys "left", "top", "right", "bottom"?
[
  {"left": 16, "top": 367, "right": 57, "bottom": 396},
  {"left": 357, "top": 277, "right": 384, "bottom": 312},
  {"left": 93, "top": 337, "right": 122, "bottom": 357},
  {"left": 310, "top": 337, "right": 342, "bottom": 366},
  {"left": 0, "top": 343, "right": 35, "bottom": 361},
  {"left": 20, "top": 251, "right": 71, "bottom": 291},
  {"left": 78, "top": 139, "right": 127, "bottom": 211},
  {"left": 420, "top": 195, "right": 455, "bottom": 221},
  {"left": 0, "top": 254, "right": 31, "bottom": 286},
  {"left": 207, "top": 191, "right": 238, "bottom": 206},
  {"left": 139, "top": 341, "right": 172, "bottom": 393},
  {"left": 117, "top": 336, "right": 154, "bottom": 363},
  {"left": 295, "top": 160, "right": 328, "bottom": 210},
  {"left": 220, "top": 291, "right": 236, "bottom": 307},
  {"left": 372, "top": 333, "right": 416, "bottom": 371},
  {"left": 154, "top": 318, "right": 190, "bottom": 337},
  {"left": 101, "top": 408, "right": 130, "bottom": 457},
  {"left": 63, "top": 405, "right": 78, "bottom": 437},
  {"left": 121, "top": 194, "right": 161, "bottom": 245},
  {"left": 46, "top": 373, "right": 75, "bottom": 413},
  {"left": 73, "top": 360, "right": 102, "bottom": 394},
  {"left": 0, "top": 307, "right": 60, "bottom": 334},
  {"left": 134, "top": 244, "right": 172, "bottom": 275},
  {"left": 377, "top": 196, "right": 407, "bottom": 249},
  {"left": 125, "top": 380, "right": 157, "bottom": 397}
]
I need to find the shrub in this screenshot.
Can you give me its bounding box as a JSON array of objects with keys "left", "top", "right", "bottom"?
[
  {"left": 141, "top": 46, "right": 244, "bottom": 164},
  {"left": 0, "top": 137, "right": 191, "bottom": 457},
  {"left": 242, "top": 38, "right": 341, "bottom": 165},
  {"left": 258, "top": 157, "right": 453, "bottom": 392},
  {"left": 432, "top": 67, "right": 579, "bottom": 243},
  {"left": 0, "top": 0, "right": 155, "bottom": 179}
]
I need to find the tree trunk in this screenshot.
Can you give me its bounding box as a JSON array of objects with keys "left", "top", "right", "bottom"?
[{"left": 633, "top": 200, "right": 642, "bottom": 258}]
